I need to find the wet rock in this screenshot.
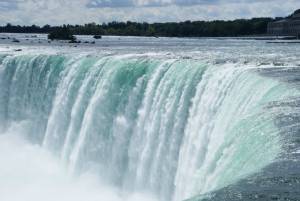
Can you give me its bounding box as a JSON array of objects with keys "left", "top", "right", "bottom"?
[
  {"left": 12, "top": 38, "right": 20, "bottom": 43},
  {"left": 93, "top": 35, "right": 102, "bottom": 39}
]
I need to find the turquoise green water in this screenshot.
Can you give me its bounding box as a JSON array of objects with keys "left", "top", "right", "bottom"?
[{"left": 0, "top": 53, "right": 298, "bottom": 201}]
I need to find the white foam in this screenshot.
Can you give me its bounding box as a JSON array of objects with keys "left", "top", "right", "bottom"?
[{"left": 0, "top": 126, "right": 158, "bottom": 201}]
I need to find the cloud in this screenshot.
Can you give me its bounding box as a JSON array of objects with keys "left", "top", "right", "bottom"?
[
  {"left": 0, "top": 0, "right": 19, "bottom": 11},
  {"left": 87, "top": 0, "right": 133, "bottom": 7},
  {"left": 86, "top": 0, "right": 276, "bottom": 8},
  {"left": 0, "top": 0, "right": 299, "bottom": 25},
  {"left": 87, "top": 0, "right": 219, "bottom": 8}
]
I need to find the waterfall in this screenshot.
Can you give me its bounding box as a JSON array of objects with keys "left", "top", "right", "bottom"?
[{"left": 0, "top": 53, "right": 297, "bottom": 201}]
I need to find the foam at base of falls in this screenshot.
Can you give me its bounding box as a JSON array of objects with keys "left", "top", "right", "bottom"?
[{"left": 0, "top": 123, "right": 158, "bottom": 201}]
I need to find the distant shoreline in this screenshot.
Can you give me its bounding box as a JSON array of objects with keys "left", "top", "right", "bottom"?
[
  {"left": 0, "top": 18, "right": 274, "bottom": 38},
  {"left": 0, "top": 32, "right": 298, "bottom": 40}
]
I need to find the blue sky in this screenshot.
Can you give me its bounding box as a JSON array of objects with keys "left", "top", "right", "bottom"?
[{"left": 0, "top": 0, "right": 299, "bottom": 25}]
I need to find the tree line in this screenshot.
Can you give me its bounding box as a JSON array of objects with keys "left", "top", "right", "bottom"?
[{"left": 0, "top": 18, "right": 279, "bottom": 37}]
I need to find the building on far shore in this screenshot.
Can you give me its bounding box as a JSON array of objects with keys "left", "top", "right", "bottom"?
[{"left": 268, "top": 9, "right": 300, "bottom": 38}]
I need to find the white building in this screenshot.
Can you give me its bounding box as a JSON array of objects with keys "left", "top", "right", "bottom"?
[{"left": 268, "top": 10, "right": 300, "bottom": 38}]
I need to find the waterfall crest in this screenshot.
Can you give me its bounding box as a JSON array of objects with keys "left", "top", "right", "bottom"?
[{"left": 0, "top": 54, "right": 297, "bottom": 201}]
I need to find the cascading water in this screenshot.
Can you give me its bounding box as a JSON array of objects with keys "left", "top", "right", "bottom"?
[{"left": 0, "top": 52, "right": 298, "bottom": 201}]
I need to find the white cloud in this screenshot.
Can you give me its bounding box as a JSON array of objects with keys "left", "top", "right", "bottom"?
[
  {"left": 0, "top": 0, "right": 299, "bottom": 25},
  {"left": 87, "top": 0, "right": 218, "bottom": 7},
  {"left": 0, "top": 0, "right": 19, "bottom": 10}
]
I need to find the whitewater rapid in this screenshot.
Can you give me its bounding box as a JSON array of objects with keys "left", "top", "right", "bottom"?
[{"left": 0, "top": 51, "right": 298, "bottom": 201}]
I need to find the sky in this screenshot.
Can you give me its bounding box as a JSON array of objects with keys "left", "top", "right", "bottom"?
[{"left": 0, "top": 0, "right": 299, "bottom": 25}]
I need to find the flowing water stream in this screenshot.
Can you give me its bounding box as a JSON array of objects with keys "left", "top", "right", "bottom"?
[{"left": 0, "top": 36, "right": 299, "bottom": 201}]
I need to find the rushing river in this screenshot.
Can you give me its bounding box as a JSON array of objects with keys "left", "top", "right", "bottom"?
[{"left": 0, "top": 35, "right": 299, "bottom": 201}]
